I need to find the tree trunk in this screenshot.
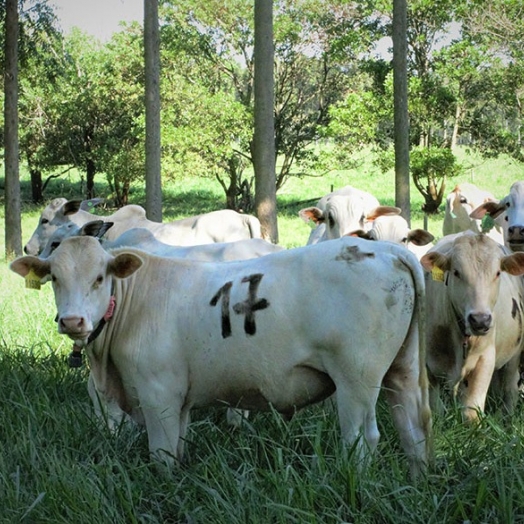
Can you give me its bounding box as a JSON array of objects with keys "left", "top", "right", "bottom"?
[
  {"left": 451, "top": 103, "right": 462, "bottom": 149},
  {"left": 4, "top": 0, "right": 22, "bottom": 258},
  {"left": 253, "top": 0, "right": 278, "bottom": 242},
  {"left": 86, "top": 157, "right": 96, "bottom": 199},
  {"left": 30, "top": 168, "right": 43, "bottom": 204},
  {"left": 144, "top": 0, "right": 162, "bottom": 222},
  {"left": 392, "top": 0, "right": 411, "bottom": 226}
]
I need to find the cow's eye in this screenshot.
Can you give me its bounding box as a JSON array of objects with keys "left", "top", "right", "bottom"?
[
  {"left": 51, "top": 241, "right": 60, "bottom": 251},
  {"left": 51, "top": 274, "right": 57, "bottom": 283},
  {"left": 94, "top": 275, "right": 103, "bottom": 287},
  {"left": 328, "top": 213, "right": 335, "bottom": 229},
  {"left": 41, "top": 218, "right": 49, "bottom": 225},
  {"left": 401, "top": 237, "right": 408, "bottom": 244},
  {"left": 453, "top": 269, "right": 460, "bottom": 279},
  {"left": 459, "top": 197, "right": 467, "bottom": 204},
  {"left": 496, "top": 270, "right": 501, "bottom": 278},
  {"left": 505, "top": 216, "right": 509, "bottom": 221}
]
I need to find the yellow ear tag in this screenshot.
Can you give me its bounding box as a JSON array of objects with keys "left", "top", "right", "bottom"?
[
  {"left": 25, "top": 269, "right": 41, "bottom": 290},
  {"left": 431, "top": 267, "right": 445, "bottom": 282}
]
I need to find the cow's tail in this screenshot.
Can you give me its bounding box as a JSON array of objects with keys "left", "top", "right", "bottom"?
[{"left": 397, "top": 249, "right": 434, "bottom": 469}]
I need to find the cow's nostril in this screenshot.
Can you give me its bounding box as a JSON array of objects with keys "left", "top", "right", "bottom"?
[
  {"left": 59, "top": 316, "right": 86, "bottom": 332},
  {"left": 467, "top": 312, "right": 492, "bottom": 334}
]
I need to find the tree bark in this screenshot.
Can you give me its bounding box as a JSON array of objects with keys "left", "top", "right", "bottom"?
[
  {"left": 86, "top": 157, "right": 96, "bottom": 199},
  {"left": 144, "top": 0, "right": 162, "bottom": 222},
  {"left": 253, "top": 0, "right": 278, "bottom": 242},
  {"left": 392, "top": 0, "right": 411, "bottom": 225},
  {"left": 30, "top": 168, "right": 43, "bottom": 204},
  {"left": 4, "top": 0, "right": 22, "bottom": 258}
]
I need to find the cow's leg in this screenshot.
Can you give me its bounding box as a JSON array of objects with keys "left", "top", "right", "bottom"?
[
  {"left": 459, "top": 348, "right": 496, "bottom": 422},
  {"left": 383, "top": 369, "right": 430, "bottom": 477},
  {"left": 492, "top": 352, "right": 521, "bottom": 414},
  {"left": 139, "top": 389, "right": 186, "bottom": 467},
  {"left": 226, "top": 407, "right": 250, "bottom": 427},
  {"left": 87, "top": 372, "right": 128, "bottom": 430},
  {"left": 383, "top": 329, "right": 431, "bottom": 477},
  {"left": 334, "top": 381, "right": 381, "bottom": 467}
]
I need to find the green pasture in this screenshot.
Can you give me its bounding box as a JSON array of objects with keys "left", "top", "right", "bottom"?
[{"left": 1, "top": 149, "right": 524, "bottom": 522}]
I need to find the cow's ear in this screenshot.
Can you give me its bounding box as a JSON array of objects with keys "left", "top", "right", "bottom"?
[
  {"left": 470, "top": 200, "right": 504, "bottom": 220},
  {"left": 62, "top": 200, "right": 83, "bottom": 216},
  {"left": 407, "top": 229, "right": 434, "bottom": 246},
  {"left": 80, "top": 220, "right": 113, "bottom": 239},
  {"left": 298, "top": 207, "right": 325, "bottom": 225},
  {"left": 109, "top": 253, "right": 143, "bottom": 279},
  {"left": 501, "top": 252, "right": 524, "bottom": 276},
  {"left": 10, "top": 256, "right": 50, "bottom": 279},
  {"left": 365, "top": 206, "right": 401, "bottom": 221},
  {"left": 348, "top": 229, "right": 374, "bottom": 240},
  {"left": 80, "top": 198, "right": 104, "bottom": 212},
  {"left": 420, "top": 251, "right": 450, "bottom": 273}
]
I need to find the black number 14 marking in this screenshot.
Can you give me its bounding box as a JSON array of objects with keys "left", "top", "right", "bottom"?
[{"left": 209, "top": 273, "right": 270, "bottom": 338}]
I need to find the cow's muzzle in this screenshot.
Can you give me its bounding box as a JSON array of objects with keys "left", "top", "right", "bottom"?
[
  {"left": 507, "top": 226, "right": 524, "bottom": 252},
  {"left": 467, "top": 312, "right": 492, "bottom": 336},
  {"left": 58, "top": 316, "right": 92, "bottom": 339}
]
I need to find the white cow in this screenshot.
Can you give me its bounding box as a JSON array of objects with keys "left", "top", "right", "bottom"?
[
  {"left": 39, "top": 220, "right": 284, "bottom": 261},
  {"left": 39, "top": 219, "right": 284, "bottom": 427},
  {"left": 298, "top": 186, "right": 400, "bottom": 244},
  {"left": 420, "top": 231, "right": 524, "bottom": 422},
  {"left": 11, "top": 235, "right": 432, "bottom": 476},
  {"left": 470, "top": 180, "right": 524, "bottom": 252},
  {"left": 349, "top": 215, "right": 434, "bottom": 259},
  {"left": 24, "top": 198, "right": 262, "bottom": 255},
  {"left": 443, "top": 182, "right": 504, "bottom": 244}
]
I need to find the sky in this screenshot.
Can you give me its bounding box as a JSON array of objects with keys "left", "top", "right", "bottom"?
[{"left": 50, "top": 0, "right": 143, "bottom": 42}]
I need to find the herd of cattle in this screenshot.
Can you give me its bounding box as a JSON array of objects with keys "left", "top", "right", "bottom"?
[{"left": 9, "top": 180, "right": 524, "bottom": 477}]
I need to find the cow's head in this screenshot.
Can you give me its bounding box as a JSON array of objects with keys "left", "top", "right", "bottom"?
[
  {"left": 11, "top": 236, "right": 142, "bottom": 341},
  {"left": 470, "top": 181, "right": 524, "bottom": 252},
  {"left": 299, "top": 195, "right": 400, "bottom": 241},
  {"left": 40, "top": 220, "right": 114, "bottom": 259},
  {"left": 420, "top": 232, "right": 524, "bottom": 336},
  {"left": 24, "top": 198, "right": 104, "bottom": 256},
  {"left": 351, "top": 215, "right": 434, "bottom": 248}
]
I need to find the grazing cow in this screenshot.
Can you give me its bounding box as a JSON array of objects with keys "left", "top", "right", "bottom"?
[
  {"left": 419, "top": 231, "right": 524, "bottom": 422},
  {"left": 11, "top": 235, "right": 432, "bottom": 476},
  {"left": 298, "top": 186, "right": 400, "bottom": 244},
  {"left": 443, "top": 182, "right": 504, "bottom": 244},
  {"left": 24, "top": 198, "right": 262, "bottom": 255},
  {"left": 350, "top": 215, "right": 434, "bottom": 259},
  {"left": 470, "top": 180, "right": 524, "bottom": 252}
]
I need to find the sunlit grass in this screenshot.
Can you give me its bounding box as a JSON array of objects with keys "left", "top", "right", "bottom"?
[{"left": 1, "top": 148, "right": 524, "bottom": 521}]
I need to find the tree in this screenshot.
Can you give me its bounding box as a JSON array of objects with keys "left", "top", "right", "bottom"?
[
  {"left": 160, "top": 0, "right": 367, "bottom": 207},
  {"left": 144, "top": 0, "right": 162, "bottom": 221},
  {"left": 392, "top": 0, "right": 410, "bottom": 223},
  {"left": 4, "top": 0, "right": 22, "bottom": 258},
  {"left": 253, "top": 0, "right": 278, "bottom": 242},
  {"left": 20, "top": 27, "right": 146, "bottom": 206}
]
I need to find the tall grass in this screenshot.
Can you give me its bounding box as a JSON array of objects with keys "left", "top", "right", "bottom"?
[{"left": 1, "top": 148, "right": 524, "bottom": 522}]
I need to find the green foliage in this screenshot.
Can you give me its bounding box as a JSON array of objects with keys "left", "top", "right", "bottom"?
[
  {"left": 411, "top": 146, "right": 463, "bottom": 213},
  {"left": 7, "top": 0, "right": 524, "bottom": 209}
]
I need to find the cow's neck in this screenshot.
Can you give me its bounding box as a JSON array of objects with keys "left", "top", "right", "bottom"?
[{"left": 448, "top": 299, "right": 471, "bottom": 357}]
